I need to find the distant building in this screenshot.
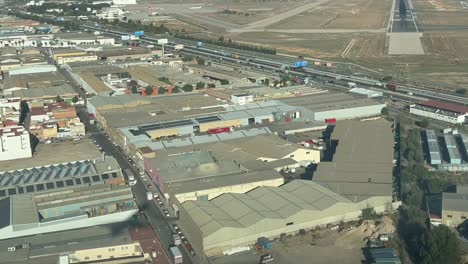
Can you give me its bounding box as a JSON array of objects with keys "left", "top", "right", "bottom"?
[
  {"left": 410, "top": 100, "right": 468, "bottom": 124},
  {"left": 230, "top": 93, "right": 254, "bottom": 105},
  {"left": 424, "top": 130, "right": 442, "bottom": 165},
  {"left": 0, "top": 185, "right": 138, "bottom": 240},
  {"left": 0, "top": 125, "right": 31, "bottom": 161},
  {"left": 428, "top": 185, "right": 468, "bottom": 227}
]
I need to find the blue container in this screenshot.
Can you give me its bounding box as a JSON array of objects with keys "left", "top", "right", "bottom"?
[{"left": 258, "top": 237, "right": 272, "bottom": 249}]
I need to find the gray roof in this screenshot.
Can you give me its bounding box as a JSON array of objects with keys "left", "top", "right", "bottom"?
[
  {"left": 0, "top": 197, "right": 10, "bottom": 229},
  {"left": 11, "top": 195, "right": 38, "bottom": 225},
  {"left": 11, "top": 84, "right": 77, "bottom": 98},
  {"left": 183, "top": 180, "right": 352, "bottom": 236},
  {"left": 313, "top": 119, "right": 394, "bottom": 200},
  {"left": 168, "top": 169, "right": 284, "bottom": 195},
  {"left": 280, "top": 92, "right": 383, "bottom": 112},
  {"left": 442, "top": 192, "right": 468, "bottom": 212},
  {"left": 151, "top": 134, "right": 303, "bottom": 179}
]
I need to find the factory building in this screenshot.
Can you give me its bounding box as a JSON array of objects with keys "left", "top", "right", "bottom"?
[
  {"left": 178, "top": 119, "right": 397, "bottom": 257},
  {"left": 425, "top": 130, "right": 442, "bottom": 165},
  {"left": 0, "top": 157, "right": 124, "bottom": 198},
  {"left": 0, "top": 185, "right": 138, "bottom": 240},
  {"left": 143, "top": 134, "right": 319, "bottom": 202},
  {"left": 410, "top": 100, "right": 468, "bottom": 124},
  {"left": 0, "top": 126, "right": 31, "bottom": 161}
]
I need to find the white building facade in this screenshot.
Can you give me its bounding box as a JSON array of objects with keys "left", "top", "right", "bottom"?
[
  {"left": 410, "top": 105, "right": 466, "bottom": 124},
  {"left": 0, "top": 126, "right": 32, "bottom": 161}
]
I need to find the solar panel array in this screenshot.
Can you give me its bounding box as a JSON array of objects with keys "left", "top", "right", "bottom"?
[
  {"left": 444, "top": 135, "right": 461, "bottom": 164},
  {"left": 425, "top": 130, "right": 441, "bottom": 165},
  {"left": 0, "top": 161, "right": 122, "bottom": 198}
]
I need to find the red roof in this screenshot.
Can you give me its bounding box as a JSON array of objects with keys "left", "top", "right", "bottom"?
[
  {"left": 3, "top": 120, "right": 17, "bottom": 127},
  {"left": 30, "top": 107, "right": 47, "bottom": 116},
  {"left": 418, "top": 100, "right": 468, "bottom": 114}
]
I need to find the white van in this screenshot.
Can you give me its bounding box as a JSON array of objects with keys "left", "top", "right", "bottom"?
[
  {"left": 146, "top": 192, "right": 153, "bottom": 201},
  {"left": 128, "top": 175, "right": 137, "bottom": 186}
]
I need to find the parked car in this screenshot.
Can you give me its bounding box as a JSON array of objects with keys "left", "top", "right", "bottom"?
[{"left": 163, "top": 209, "right": 170, "bottom": 217}]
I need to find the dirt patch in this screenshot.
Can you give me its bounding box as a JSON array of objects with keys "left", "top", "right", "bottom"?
[
  {"left": 268, "top": 0, "right": 392, "bottom": 29},
  {"left": 417, "top": 11, "right": 468, "bottom": 26}
]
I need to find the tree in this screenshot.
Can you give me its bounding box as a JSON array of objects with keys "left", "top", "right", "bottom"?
[
  {"left": 182, "top": 84, "right": 193, "bottom": 92},
  {"left": 207, "top": 83, "right": 216, "bottom": 88},
  {"left": 218, "top": 36, "right": 224, "bottom": 42},
  {"left": 220, "top": 79, "right": 229, "bottom": 85},
  {"left": 458, "top": 220, "right": 468, "bottom": 239},
  {"left": 455, "top": 88, "right": 466, "bottom": 94},
  {"left": 264, "top": 78, "right": 270, "bottom": 86},
  {"left": 361, "top": 208, "right": 379, "bottom": 220},
  {"left": 381, "top": 107, "right": 389, "bottom": 116},
  {"left": 195, "top": 57, "right": 205, "bottom": 65},
  {"left": 416, "top": 225, "right": 461, "bottom": 264},
  {"left": 158, "top": 87, "right": 166, "bottom": 95},
  {"left": 131, "top": 85, "right": 138, "bottom": 94},
  {"left": 71, "top": 96, "right": 79, "bottom": 104},
  {"left": 145, "top": 86, "right": 153, "bottom": 95},
  {"left": 172, "top": 86, "right": 180, "bottom": 93},
  {"left": 195, "top": 82, "right": 205, "bottom": 90},
  {"left": 416, "top": 119, "right": 429, "bottom": 128},
  {"left": 158, "top": 77, "right": 171, "bottom": 84},
  {"left": 55, "top": 95, "right": 64, "bottom": 102},
  {"left": 182, "top": 55, "right": 194, "bottom": 62},
  {"left": 382, "top": 76, "right": 393, "bottom": 82}
]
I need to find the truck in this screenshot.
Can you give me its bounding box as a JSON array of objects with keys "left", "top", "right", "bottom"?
[
  {"left": 347, "top": 82, "right": 357, "bottom": 88},
  {"left": 169, "top": 246, "right": 183, "bottom": 264},
  {"left": 124, "top": 169, "right": 137, "bottom": 186},
  {"left": 207, "top": 127, "right": 231, "bottom": 135},
  {"left": 174, "top": 44, "right": 184, "bottom": 50},
  {"left": 385, "top": 83, "right": 398, "bottom": 91},
  {"left": 173, "top": 234, "right": 181, "bottom": 246},
  {"left": 146, "top": 192, "right": 153, "bottom": 201}
]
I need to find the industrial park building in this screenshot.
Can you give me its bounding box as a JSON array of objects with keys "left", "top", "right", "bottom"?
[
  {"left": 0, "top": 185, "right": 137, "bottom": 240},
  {"left": 410, "top": 100, "right": 468, "bottom": 124},
  {"left": 178, "top": 119, "right": 397, "bottom": 257}
]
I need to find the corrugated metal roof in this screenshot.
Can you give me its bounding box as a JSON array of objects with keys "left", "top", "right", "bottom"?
[{"left": 418, "top": 100, "right": 468, "bottom": 114}]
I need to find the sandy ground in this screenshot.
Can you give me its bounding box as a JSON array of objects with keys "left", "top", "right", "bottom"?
[{"left": 210, "top": 216, "right": 396, "bottom": 264}]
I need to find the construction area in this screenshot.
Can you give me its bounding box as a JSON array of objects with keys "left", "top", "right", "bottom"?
[{"left": 210, "top": 216, "right": 396, "bottom": 264}]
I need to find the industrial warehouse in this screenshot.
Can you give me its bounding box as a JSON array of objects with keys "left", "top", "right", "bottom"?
[
  {"left": 143, "top": 134, "right": 319, "bottom": 204},
  {"left": 410, "top": 100, "right": 468, "bottom": 124},
  {"left": 177, "top": 119, "right": 399, "bottom": 257},
  {"left": 423, "top": 130, "right": 468, "bottom": 171}
]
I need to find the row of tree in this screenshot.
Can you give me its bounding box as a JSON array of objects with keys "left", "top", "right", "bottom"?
[{"left": 173, "top": 33, "right": 276, "bottom": 55}]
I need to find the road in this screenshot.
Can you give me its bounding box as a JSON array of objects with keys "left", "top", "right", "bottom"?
[{"left": 76, "top": 109, "right": 195, "bottom": 264}]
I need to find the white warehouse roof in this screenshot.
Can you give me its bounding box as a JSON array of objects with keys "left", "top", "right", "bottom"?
[{"left": 349, "top": 88, "right": 383, "bottom": 98}]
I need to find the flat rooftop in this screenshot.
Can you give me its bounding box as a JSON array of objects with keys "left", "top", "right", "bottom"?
[
  {"left": 149, "top": 134, "right": 303, "bottom": 183},
  {"left": 0, "top": 139, "right": 102, "bottom": 172},
  {"left": 280, "top": 92, "right": 383, "bottom": 112},
  {"left": 97, "top": 93, "right": 226, "bottom": 128},
  {"left": 313, "top": 119, "right": 394, "bottom": 200},
  {"left": 11, "top": 84, "right": 77, "bottom": 98},
  {"left": 3, "top": 71, "right": 66, "bottom": 90}
]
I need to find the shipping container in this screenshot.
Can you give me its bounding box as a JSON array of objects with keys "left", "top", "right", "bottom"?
[
  {"left": 207, "top": 127, "right": 231, "bottom": 134},
  {"left": 325, "top": 118, "right": 336, "bottom": 124},
  {"left": 258, "top": 237, "right": 273, "bottom": 249}
]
